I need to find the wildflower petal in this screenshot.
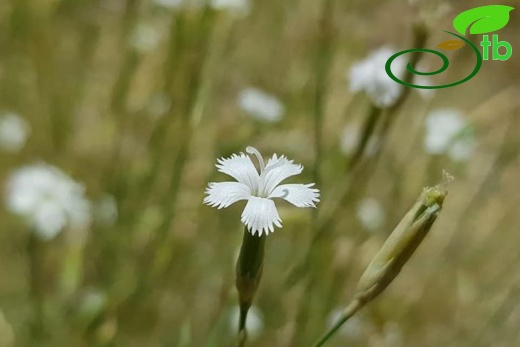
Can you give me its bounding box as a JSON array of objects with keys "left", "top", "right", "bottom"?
[
  {"left": 260, "top": 154, "right": 303, "bottom": 196},
  {"left": 241, "top": 196, "right": 282, "bottom": 236},
  {"left": 204, "top": 182, "right": 251, "bottom": 209},
  {"left": 269, "top": 183, "right": 320, "bottom": 208},
  {"left": 216, "top": 153, "right": 259, "bottom": 192}
]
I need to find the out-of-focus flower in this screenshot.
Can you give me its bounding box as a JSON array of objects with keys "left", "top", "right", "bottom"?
[
  {"left": 229, "top": 305, "right": 263, "bottom": 339},
  {"left": 204, "top": 146, "right": 319, "bottom": 236},
  {"left": 424, "top": 109, "right": 475, "bottom": 161},
  {"left": 77, "top": 288, "right": 108, "bottom": 324},
  {"left": 448, "top": 130, "right": 475, "bottom": 161},
  {"left": 348, "top": 47, "right": 432, "bottom": 107},
  {"left": 349, "top": 47, "right": 404, "bottom": 108},
  {"left": 94, "top": 194, "right": 118, "bottom": 226},
  {"left": 356, "top": 198, "right": 385, "bottom": 231},
  {"left": 153, "top": 0, "right": 184, "bottom": 9},
  {"left": 5, "top": 163, "right": 91, "bottom": 240},
  {"left": 129, "top": 24, "right": 161, "bottom": 52},
  {"left": 238, "top": 88, "right": 284, "bottom": 123},
  {"left": 153, "top": 0, "right": 250, "bottom": 14},
  {"left": 0, "top": 112, "right": 30, "bottom": 152},
  {"left": 211, "top": 0, "right": 250, "bottom": 15}
]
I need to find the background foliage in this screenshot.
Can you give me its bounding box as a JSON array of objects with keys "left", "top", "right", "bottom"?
[{"left": 0, "top": 0, "right": 519, "bottom": 346}]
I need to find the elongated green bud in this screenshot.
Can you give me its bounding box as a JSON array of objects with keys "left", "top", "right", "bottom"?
[
  {"left": 355, "top": 174, "right": 451, "bottom": 302},
  {"left": 235, "top": 228, "right": 265, "bottom": 343}
]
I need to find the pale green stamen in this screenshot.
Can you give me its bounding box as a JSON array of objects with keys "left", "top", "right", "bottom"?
[{"left": 246, "top": 147, "right": 265, "bottom": 174}]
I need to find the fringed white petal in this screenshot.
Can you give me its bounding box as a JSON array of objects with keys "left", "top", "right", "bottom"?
[
  {"left": 269, "top": 183, "right": 320, "bottom": 208},
  {"left": 203, "top": 182, "right": 251, "bottom": 209},
  {"left": 215, "top": 153, "right": 259, "bottom": 192},
  {"left": 241, "top": 196, "right": 282, "bottom": 236},
  {"left": 260, "top": 154, "right": 303, "bottom": 196}
]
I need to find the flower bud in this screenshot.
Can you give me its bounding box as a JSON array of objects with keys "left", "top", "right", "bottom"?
[
  {"left": 355, "top": 175, "right": 450, "bottom": 302},
  {"left": 235, "top": 228, "right": 265, "bottom": 336}
]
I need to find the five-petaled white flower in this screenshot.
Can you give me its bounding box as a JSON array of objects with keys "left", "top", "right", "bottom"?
[{"left": 204, "top": 147, "right": 320, "bottom": 236}]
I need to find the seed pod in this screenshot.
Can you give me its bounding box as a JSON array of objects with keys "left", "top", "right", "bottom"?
[{"left": 355, "top": 176, "right": 450, "bottom": 302}]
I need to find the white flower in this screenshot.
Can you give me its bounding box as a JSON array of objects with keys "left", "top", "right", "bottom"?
[
  {"left": 0, "top": 112, "right": 30, "bottom": 152},
  {"left": 238, "top": 88, "right": 284, "bottom": 123},
  {"left": 229, "top": 305, "right": 263, "bottom": 339},
  {"left": 5, "top": 163, "right": 91, "bottom": 240},
  {"left": 204, "top": 147, "right": 319, "bottom": 236},
  {"left": 211, "top": 0, "right": 250, "bottom": 15},
  {"left": 349, "top": 47, "right": 404, "bottom": 108},
  {"left": 356, "top": 198, "right": 385, "bottom": 231},
  {"left": 348, "top": 47, "right": 432, "bottom": 107},
  {"left": 78, "top": 288, "right": 107, "bottom": 322},
  {"left": 448, "top": 131, "right": 475, "bottom": 161},
  {"left": 153, "top": 0, "right": 185, "bottom": 9},
  {"left": 129, "top": 24, "right": 161, "bottom": 53},
  {"left": 153, "top": 0, "right": 250, "bottom": 14},
  {"left": 424, "top": 109, "right": 475, "bottom": 161}
]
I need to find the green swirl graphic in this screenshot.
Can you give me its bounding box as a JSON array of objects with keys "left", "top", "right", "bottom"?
[{"left": 385, "top": 31, "right": 482, "bottom": 89}]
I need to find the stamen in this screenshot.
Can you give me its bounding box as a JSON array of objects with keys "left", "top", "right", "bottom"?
[{"left": 246, "top": 146, "right": 265, "bottom": 173}]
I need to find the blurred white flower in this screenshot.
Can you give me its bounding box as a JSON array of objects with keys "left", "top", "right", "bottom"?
[
  {"left": 129, "top": 24, "right": 161, "bottom": 52},
  {"left": 204, "top": 146, "right": 319, "bottom": 236},
  {"left": 0, "top": 113, "right": 30, "bottom": 152},
  {"left": 5, "top": 163, "right": 91, "bottom": 240},
  {"left": 153, "top": 0, "right": 185, "bottom": 9},
  {"left": 238, "top": 88, "right": 284, "bottom": 123},
  {"left": 424, "top": 109, "right": 475, "bottom": 161},
  {"left": 229, "top": 305, "right": 263, "bottom": 339},
  {"left": 349, "top": 47, "right": 404, "bottom": 108},
  {"left": 349, "top": 47, "right": 433, "bottom": 107},
  {"left": 78, "top": 288, "right": 107, "bottom": 323},
  {"left": 94, "top": 194, "right": 118, "bottom": 226},
  {"left": 340, "top": 124, "right": 379, "bottom": 157},
  {"left": 327, "top": 308, "right": 365, "bottom": 339},
  {"left": 356, "top": 198, "right": 385, "bottom": 231},
  {"left": 211, "top": 0, "right": 250, "bottom": 15},
  {"left": 448, "top": 131, "right": 475, "bottom": 161}
]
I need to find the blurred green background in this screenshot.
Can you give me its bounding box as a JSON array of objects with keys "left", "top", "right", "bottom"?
[{"left": 0, "top": 0, "right": 519, "bottom": 346}]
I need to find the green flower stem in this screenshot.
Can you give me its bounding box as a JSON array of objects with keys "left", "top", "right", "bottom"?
[
  {"left": 348, "top": 104, "right": 382, "bottom": 170},
  {"left": 236, "top": 227, "right": 266, "bottom": 344}
]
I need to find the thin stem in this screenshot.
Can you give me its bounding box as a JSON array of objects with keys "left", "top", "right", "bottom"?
[
  {"left": 310, "top": 299, "right": 364, "bottom": 347},
  {"left": 348, "top": 104, "right": 382, "bottom": 170}
]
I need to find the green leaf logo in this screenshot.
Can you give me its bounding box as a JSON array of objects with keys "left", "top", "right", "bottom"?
[{"left": 453, "top": 5, "right": 515, "bottom": 35}]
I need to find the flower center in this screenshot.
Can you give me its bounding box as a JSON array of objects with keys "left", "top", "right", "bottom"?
[{"left": 246, "top": 146, "right": 287, "bottom": 197}]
